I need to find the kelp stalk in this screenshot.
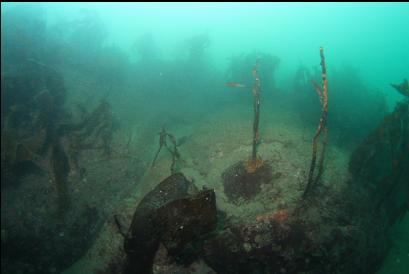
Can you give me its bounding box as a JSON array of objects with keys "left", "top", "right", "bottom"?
[
  {"left": 245, "top": 59, "right": 264, "bottom": 173},
  {"left": 304, "top": 47, "right": 329, "bottom": 198},
  {"left": 151, "top": 125, "right": 180, "bottom": 174},
  {"left": 251, "top": 59, "right": 261, "bottom": 161}
]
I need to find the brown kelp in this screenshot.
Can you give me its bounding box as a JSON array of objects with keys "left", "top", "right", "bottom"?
[
  {"left": 1, "top": 62, "right": 118, "bottom": 213},
  {"left": 122, "top": 173, "right": 217, "bottom": 274}
]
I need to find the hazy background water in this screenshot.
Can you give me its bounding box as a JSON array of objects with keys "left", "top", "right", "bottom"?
[{"left": 3, "top": 2, "right": 408, "bottom": 103}]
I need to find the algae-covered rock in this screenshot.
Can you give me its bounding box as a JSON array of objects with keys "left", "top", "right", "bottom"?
[{"left": 349, "top": 100, "right": 409, "bottom": 224}]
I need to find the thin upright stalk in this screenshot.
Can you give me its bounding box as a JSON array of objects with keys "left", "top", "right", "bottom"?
[
  {"left": 251, "top": 59, "right": 261, "bottom": 161},
  {"left": 304, "top": 47, "right": 329, "bottom": 198}
]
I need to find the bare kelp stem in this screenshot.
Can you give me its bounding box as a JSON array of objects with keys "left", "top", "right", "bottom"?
[
  {"left": 251, "top": 59, "right": 261, "bottom": 160},
  {"left": 303, "top": 47, "right": 329, "bottom": 198},
  {"left": 246, "top": 59, "right": 264, "bottom": 173},
  {"left": 151, "top": 125, "right": 181, "bottom": 174},
  {"left": 226, "top": 59, "right": 264, "bottom": 173},
  {"left": 151, "top": 126, "right": 168, "bottom": 168}
]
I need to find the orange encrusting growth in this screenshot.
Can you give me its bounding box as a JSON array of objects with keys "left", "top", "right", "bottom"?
[
  {"left": 245, "top": 155, "right": 264, "bottom": 173},
  {"left": 256, "top": 209, "right": 289, "bottom": 223}
]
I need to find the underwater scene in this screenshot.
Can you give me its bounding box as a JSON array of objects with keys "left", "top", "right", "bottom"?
[{"left": 1, "top": 2, "right": 408, "bottom": 274}]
